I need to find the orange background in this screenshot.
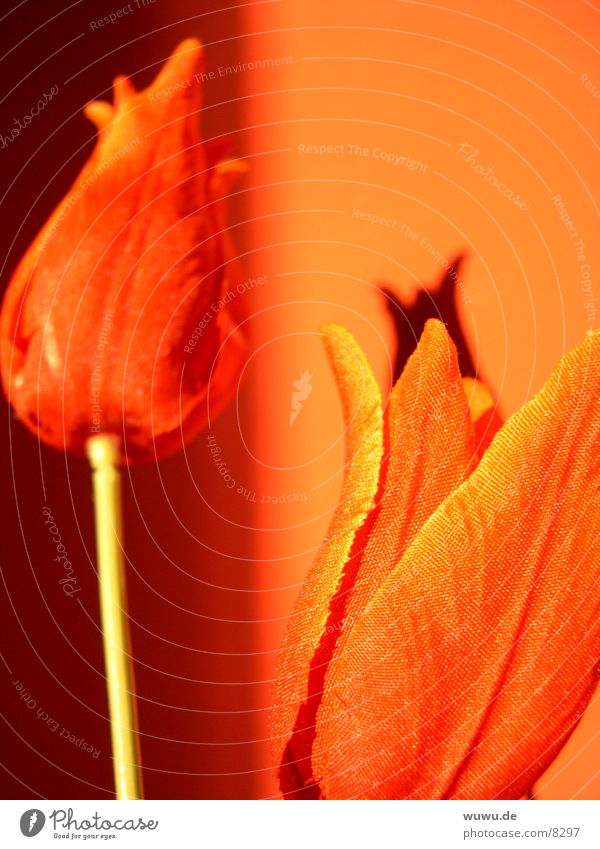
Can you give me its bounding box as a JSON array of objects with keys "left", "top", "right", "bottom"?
[{"left": 237, "top": 0, "right": 600, "bottom": 799}]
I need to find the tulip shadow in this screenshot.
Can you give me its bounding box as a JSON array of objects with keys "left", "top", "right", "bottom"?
[{"left": 381, "top": 255, "right": 477, "bottom": 383}]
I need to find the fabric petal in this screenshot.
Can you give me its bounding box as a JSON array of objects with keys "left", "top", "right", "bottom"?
[
  {"left": 314, "top": 330, "right": 600, "bottom": 800},
  {"left": 270, "top": 324, "right": 384, "bottom": 797},
  {"left": 0, "top": 39, "right": 241, "bottom": 462},
  {"left": 338, "top": 319, "right": 478, "bottom": 637}
]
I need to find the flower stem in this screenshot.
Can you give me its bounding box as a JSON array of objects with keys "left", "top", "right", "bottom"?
[{"left": 86, "top": 434, "right": 143, "bottom": 800}]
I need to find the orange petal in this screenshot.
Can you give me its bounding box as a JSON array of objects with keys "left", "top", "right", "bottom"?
[
  {"left": 0, "top": 39, "right": 236, "bottom": 462},
  {"left": 270, "top": 324, "right": 384, "bottom": 796},
  {"left": 85, "top": 39, "right": 204, "bottom": 150},
  {"left": 112, "top": 73, "right": 137, "bottom": 108},
  {"left": 463, "top": 376, "right": 503, "bottom": 458},
  {"left": 151, "top": 38, "right": 203, "bottom": 94},
  {"left": 83, "top": 100, "right": 113, "bottom": 133},
  {"left": 339, "top": 319, "right": 478, "bottom": 635},
  {"left": 314, "top": 329, "right": 600, "bottom": 800}
]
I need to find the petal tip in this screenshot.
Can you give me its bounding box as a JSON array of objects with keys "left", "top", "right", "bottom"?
[
  {"left": 83, "top": 100, "right": 114, "bottom": 132},
  {"left": 113, "top": 73, "right": 137, "bottom": 106},
  {"left": 422, "top": 316, "right": 451, "bottom": 342},
  {"left": 319, "top": 323, "right": 353, "bottom": 345},
  {"left": 153, "top": 37, "right": 204, "bottom": 90}
]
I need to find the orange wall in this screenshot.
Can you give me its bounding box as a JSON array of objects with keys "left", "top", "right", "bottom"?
[{"left": 236, "top": 0, "right": 600, "bottom": 798}]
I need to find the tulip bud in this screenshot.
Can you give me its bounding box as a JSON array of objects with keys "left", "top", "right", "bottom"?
[{"left": 1, "top": 39, "right": 243, "bottom": 463}]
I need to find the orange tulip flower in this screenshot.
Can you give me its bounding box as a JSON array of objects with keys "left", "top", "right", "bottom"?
[
  {"left": 0, "top": 39, "right": 243, "bottom": 462},
  {"left": 271, "top": 320, "right": 599, "bottom": 800}
]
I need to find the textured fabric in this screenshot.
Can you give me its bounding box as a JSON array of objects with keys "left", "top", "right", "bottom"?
[
  {"left": 272, "top": 320, "right": 494, "bottom": 797},
  {"left": 313, "top": 329, "right": 600, "bottom": 799},
  {"left": 270, "top": 324, "right": 384, "bottom": 796},
  {"left": 307, "top": 319, "right": 482, "bottom": 797},
  {"left": 272, "top": 322, "right": 600, "bottom": 800},
  {"left": 338, "top": 320, "right": 479, "bottom": 638}
]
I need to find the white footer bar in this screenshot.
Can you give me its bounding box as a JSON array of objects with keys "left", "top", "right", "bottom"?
[{"left": 2, "top": 799, "right": 599, "bottom": 848}]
